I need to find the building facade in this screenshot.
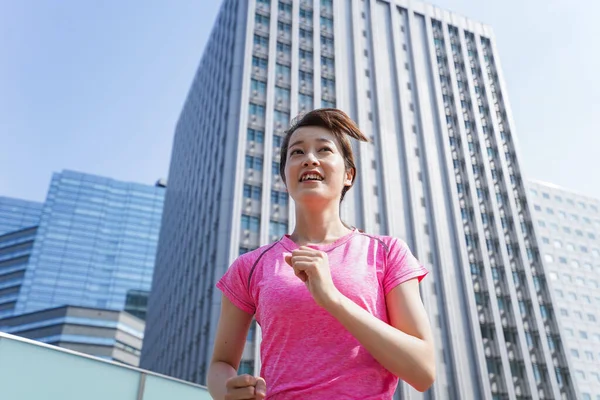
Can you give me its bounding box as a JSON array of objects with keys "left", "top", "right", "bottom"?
[
  {"left": 0, "top": 197, "right": 42, "bottom": 236},
  {"left": 0, "top": 305, "right": 144, "bottom": 366},
  {"left": 142, "top": 1, "right": 576, "bottom": 399},
  {"left": 9, "top": 170, "right": 165, "bottom": 317},
  {"left": 0, "top": 226, "right": 39, "bottom": 319},
  {"left": 528, "top": 180, "right": 600, "bottom": 400}
]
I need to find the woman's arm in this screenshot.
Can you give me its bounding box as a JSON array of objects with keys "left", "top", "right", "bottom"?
[
  {"left": 207, "top": 295, "right": 264, "bottom": 399},
  {"left": 287, "top": 246, "right": 435, "bottom": 392},
  {"left": 324, "top": 278, "right": 435, "bottom": 392}
]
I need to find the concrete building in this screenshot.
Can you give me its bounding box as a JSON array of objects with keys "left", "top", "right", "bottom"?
[
  {"left": 0, "top": 305, "right": 144, "bottom": 366},
  {"left": 142, "top": 1, "right": 576, "bottom": 399},
  {"left": 528, "top": 180, "right": 600, "bottom": 400}
]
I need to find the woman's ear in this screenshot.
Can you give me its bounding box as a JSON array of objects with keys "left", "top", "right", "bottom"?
[{"left": 344, "top": 168, "right": 354, "bottom": 187}]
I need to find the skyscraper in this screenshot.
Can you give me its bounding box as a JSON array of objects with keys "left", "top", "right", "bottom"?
[
  {"left": 10, "top": 170, "right": 165, "bottom": 316},
  {"left": 528, "top": 180, "right": 600, "bottom": 399},
  {"left": 142, "top": 1, "right": 576, "bottom": 398}
]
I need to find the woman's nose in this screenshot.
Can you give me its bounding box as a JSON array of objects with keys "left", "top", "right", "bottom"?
[{"left": 303, "top": 152, "right": 319, "bottom": 166}]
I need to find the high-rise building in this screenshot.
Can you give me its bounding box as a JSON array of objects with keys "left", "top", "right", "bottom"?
[
  {"left": 142, "top": 1, "right": 576, "bottom": 399},
  {"left": 0, "top": 226, "right": 39, "bottom": 318},
  {"left": 7, "top": 170, "right": 165, "bottom": 317},
  {"left": 528, "top": 180, "right": 600, "bottom": 399},
  {"left": 0, "top": 305, "right": 145, "bottom": 366},
  {"left": 0, "top": 197, "right": 42, "bottom": 236}
]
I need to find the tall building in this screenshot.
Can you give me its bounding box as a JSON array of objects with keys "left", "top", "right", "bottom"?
[
  {"left": 528, "top": 180, "right": 600, "bottom": 399},
  {"left": 10, "top": 170, "right": 164, "bottom": 316},
  {"left": 0, "top": 226, "right": 38, "bottom": 318},
  {"left": 0, "top": 197, "right": 42, "bottom": 235},
  {"left": 0, "top": 305, "right": 145, "bottom": 366},
  {"left": 142, "top": 1, "right": 576, "bottom": 399}
]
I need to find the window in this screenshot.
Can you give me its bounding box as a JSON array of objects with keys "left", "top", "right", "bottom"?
[
  {"left": 277, "top": 21, "right": 291, "bottom": 33},
  {"left": 559, "top": 257, "right": 567, "bottom": 264},
  {"left": 277, "top": 42, "right": 291, "bottom": 54},
  {"left": 243, "top": 184, "right": 262, "bottom": 200},
  {"left": 272, "top": 161, "right": 280, "bottom": 177},
  {"left": 275, "top": 86, "right": 290, "bottom": 103},
  {"left": 276, "top": 63, "right": 291, "bottom": 80},
  {"left": 253, "top": 34, "right": 269, "bottom": 47},
  {"left": 553, "top": 240, "right": 562, "bottom": 248},
  {"left": 269, "top": 220, "right": 287, "bottom": 237},
  {"left": 588, "top": 314, "right": 596, "bottom": 322},
  {"left": 299, "top": 70, "right": 313, "bottom": 84},
  {"left": 549, "top": 272, "right": 558, "bottom": 280},
  {"left": 299, "top": 49, "right": 313, "bottom": 63},
  {"left": 576, "top": 370, "right": 585, "bottom": 381},
  {"left": 252, "top": 56, "right": 268, "bottom": 69},
  {"left": 249, "top": 103, "right": 266, "bottom": 118},
  {"left": 544, "top": 254, "right": 554, "bottom": 263},
  {"left": 546, "top": 207, "right": 554, "bottom": 215},
  {"left": 299, "top": 8, "right": 313, "bottom": 21},
  {"left": 542, "top": 192, "right": 550, "bottom": 199},
  {"left": 538, "top": 220, "right": 546, "bottom": 227},
  {"left": 580, "top": 331, "right": 588, "bottom": 339},
  {"left": 245, "top": 155, "right": 263, "bottom": 171},
  {"left": 566, "top": 243, "right": 575, "bottom": 251},
  {"left": 558, "top": 210, "right": 566, "bottom": 218},
  {"left": 241, "top": 215, "right": 260, "bottom": 233},
  {"left": 271, "top": 190, "right": 288, "bottom": 206},
  {"left": 247, "top": 128, "right": 264, "bottom": 144},
  {"left": 571, "top": 349, "right": 580, "bottom": 358},
  {"left": 555, "top": 289, "right": 563, "bottom": 297},
  {"left": 274, "top": 110, "right": 290, "bottom": 125},
  {"left": 542, "top": 237, "right": 549, "bottom": 244},
  {"left": 574, "top": 311, "right": 582, "bottom": 319},
  {"left": 568, "top": 292, "right": 576, "bottom": 301},
  {"left": 560, "top": 308, "right": 568, "bottom": 316}
]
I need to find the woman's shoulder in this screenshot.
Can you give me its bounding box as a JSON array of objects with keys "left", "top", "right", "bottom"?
[
  {"left": 355, "top": 231, "right": 407, "bottom": 251},
  {"left": 234, "top": 241, "right": 284, "bottom": 268}
]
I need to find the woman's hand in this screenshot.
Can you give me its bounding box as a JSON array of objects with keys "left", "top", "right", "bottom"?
[
  {"left": 285, "top": 246, "right": 340, "bottom": 308},
  {"left": 224, "top": 375, "right": 266, "bottom": 400}
]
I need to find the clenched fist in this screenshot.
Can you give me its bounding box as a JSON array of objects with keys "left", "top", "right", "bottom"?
[
  {"left": 285, "top": 246, "right": 341, "bottom": 308},
  {"left": 224, "top": 374, "right": 266, "bottom": 400}
]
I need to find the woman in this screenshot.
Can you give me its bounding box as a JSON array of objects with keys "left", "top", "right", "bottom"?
[{"left": 208, "top": 109, "right": 435, "bottom": 399}]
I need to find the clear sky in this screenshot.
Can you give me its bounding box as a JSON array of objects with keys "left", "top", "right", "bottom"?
[{"left": 1, "top": 1, "right": 598, "bottom": 202}]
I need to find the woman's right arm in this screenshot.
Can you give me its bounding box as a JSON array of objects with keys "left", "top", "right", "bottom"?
[{"left": 207, "top": 295, "right": 264, "bottom": 399}]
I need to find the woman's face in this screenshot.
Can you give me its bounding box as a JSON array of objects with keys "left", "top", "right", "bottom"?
[{"left": 284, "top": 126, "right": 353, "bottom": 205}]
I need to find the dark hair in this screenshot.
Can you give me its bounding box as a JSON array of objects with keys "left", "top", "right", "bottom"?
[{"left": 279, "top": 108, "right": 369, "bottom": 201}]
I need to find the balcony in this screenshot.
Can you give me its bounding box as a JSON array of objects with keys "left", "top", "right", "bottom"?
[{"left": 0, "top": 331, "right": 210, "bottom": 400}]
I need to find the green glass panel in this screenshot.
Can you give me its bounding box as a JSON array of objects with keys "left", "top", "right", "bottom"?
[
  {"left": 0, "top": 336, "right": 140, "bottom": 400},
  {"left": 143, "top": 374, "right": 212, "bottom": 400}
]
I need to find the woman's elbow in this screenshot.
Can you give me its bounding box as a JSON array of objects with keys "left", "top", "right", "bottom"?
[{"left": 413, "top": 363, "right": 436, "bottom": 392}]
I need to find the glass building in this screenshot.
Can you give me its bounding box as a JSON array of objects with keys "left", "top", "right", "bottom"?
[
  {"left": 0, "top": 226, "right": 38, "bottom": 318},
  {"left": 528, "top": 180, "right": 600, "bottom": 400},
  {"left": 142, "top": 1, "right": 576, "bottom": 399},
  {"left": 11, "top": 170, "right": 165, "bottom": 317},
  {"left": 0, "top": 197, "right": 42, "bottom": 236}
]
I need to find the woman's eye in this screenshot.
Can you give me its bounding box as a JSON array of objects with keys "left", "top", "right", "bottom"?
[
  {"left": 290, "top": 149, "right": 303, "bottom": 155},
  {"left": 320, "top": 147, "right": 333, "bottom": 152}
]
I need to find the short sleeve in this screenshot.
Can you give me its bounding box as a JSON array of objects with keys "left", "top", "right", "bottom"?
[
  {"left": 216, "top": 256, "right": 256, "bottom": 315},
  {"left": 382, "top": 238, "right": 429, "bottom": 295}
]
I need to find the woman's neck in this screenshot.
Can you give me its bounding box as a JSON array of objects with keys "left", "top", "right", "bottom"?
[{"left": 290, "top": 203, "right": 352, "bottom": 245}]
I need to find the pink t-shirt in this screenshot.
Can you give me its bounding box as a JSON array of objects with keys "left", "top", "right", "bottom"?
[{"left": 216, "top": 229, "right": 428, "bottom": 399}]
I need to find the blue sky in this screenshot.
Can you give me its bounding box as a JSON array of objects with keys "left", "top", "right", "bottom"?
[{"left": 1, "top": 1, "right": 598, "bottom": 202}]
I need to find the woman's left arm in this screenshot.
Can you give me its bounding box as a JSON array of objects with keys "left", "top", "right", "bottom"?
[{"left": 324, "top": 278, "right": 435, "bottom": 392}]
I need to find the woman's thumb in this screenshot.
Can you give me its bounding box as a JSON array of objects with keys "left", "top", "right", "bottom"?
[{"left": 254, "top": 377, "right": 267, "bottom": 399}]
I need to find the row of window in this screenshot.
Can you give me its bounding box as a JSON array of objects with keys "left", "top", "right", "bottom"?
[
  {"left": 533, "top": 204, "right": 600, "bottom": 226},
  {"left": 538, "top": 220, "right": 599, "bottom": 239},
  {"left": 548, "top": 270, "right": 599, "bottom": 288},
  {"left": 243, "top": 184, "right": 289, "bottom": 206},
  {"left": 240, "top": 214, "right": 288, "bottom": 236},
  {"left": 560, "top": 308, "right": 597, "bottom": 322},
  {"left": 541, "top": 238, "right": 600, "bottom": 257},
  {"left": 530, "top": 189, "right": 599, "bottom": 212}
]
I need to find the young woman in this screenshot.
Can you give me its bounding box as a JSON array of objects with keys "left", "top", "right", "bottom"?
[{"left": 208, "top": 109, "right": 435, "bottom": 399}]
